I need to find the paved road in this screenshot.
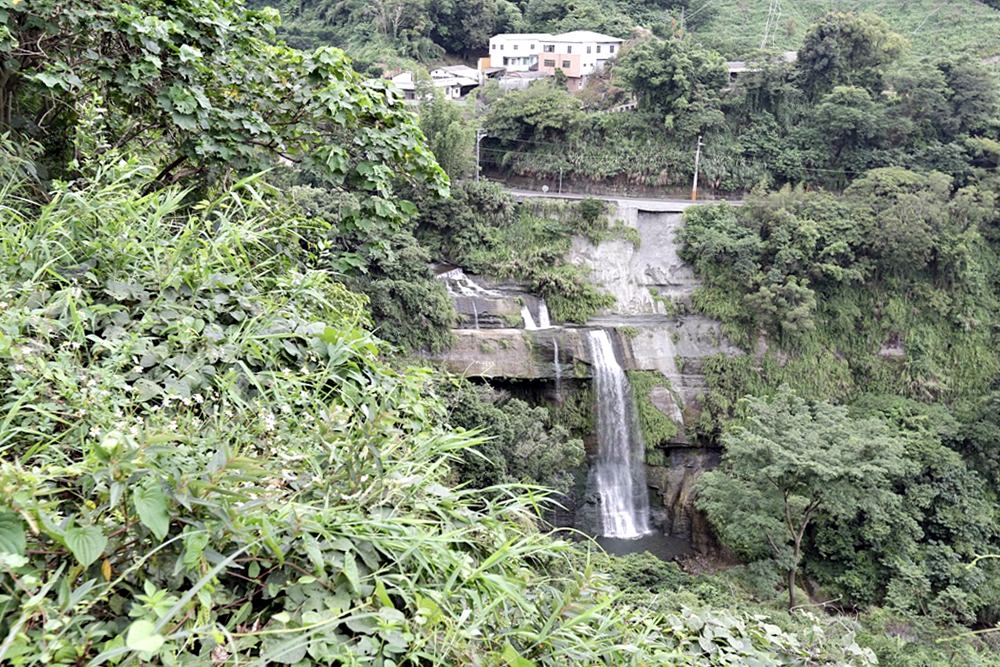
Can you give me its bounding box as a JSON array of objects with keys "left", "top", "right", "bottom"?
[{"left": 506, "top": 188, "right": 739, "bottom": 211}]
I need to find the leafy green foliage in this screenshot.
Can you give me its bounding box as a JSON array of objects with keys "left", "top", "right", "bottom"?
[
  {"left": 679, "top": 174, "right": 1000, "bottom": 416},
  {"left": 248, "top": 0, "right": 521, "bottom": 60},
  {"left": 0, "top": 141, "right": 887, "bottom": 667},
  {"left": 691, "top": 0, "right": 1000, "bottom": 65},
  {"left": 419, "top": 86, "right": 476, "bottom": 179},
  {"left": 484, "top": 81, "right": 584, "bottom": 146},
  {"left": 483, "top": 12, "right": 997, "bottom": 195},
  {"left": 796, "top": 12, "right": 905, "bottom": 98},
  {"left": 437, "top": 378, "right": 584, "bottom": 494},
  {"left": 627, "top": 370, "right": 680, "bottom": 452},
  {"left": 811, "top": 396, "right": 1000, "bottom": 626},
  {"left": 559, "top": 550, "right": 879, "bottom": 665},
  {"left": 617, "top": 35, "right": 728, "bottom": 134},
  {"left": 289, "top": 185, "right": 456, "bottom": 352},
  {"left": 1, "top": 0, "right": 447, "bottom": 194},
  {"left": 698, "top": 387, "right": 909, "bottom": 609}
]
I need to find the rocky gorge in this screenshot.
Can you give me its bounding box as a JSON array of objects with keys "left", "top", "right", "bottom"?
[{"left": 430, "top": 196, "right": 741, "bottom": 558}]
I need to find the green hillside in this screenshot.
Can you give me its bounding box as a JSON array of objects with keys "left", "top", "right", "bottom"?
[{"left": 692, "top": 0, "right": 1000, "bottom": 63}]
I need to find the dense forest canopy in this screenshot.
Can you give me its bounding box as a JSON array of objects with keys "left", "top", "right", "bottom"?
[{"left": 3, "top": 0, "right": 1000, "bottom": 664}]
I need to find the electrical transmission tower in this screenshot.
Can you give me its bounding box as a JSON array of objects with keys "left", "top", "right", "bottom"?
[{"left": 760, "top": 0, "right": 781, "bottom": 49}]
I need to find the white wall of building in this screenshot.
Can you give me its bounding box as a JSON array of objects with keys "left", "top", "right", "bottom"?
[{"left": 488, "top": 33, "right": 551, "bottom": 72}]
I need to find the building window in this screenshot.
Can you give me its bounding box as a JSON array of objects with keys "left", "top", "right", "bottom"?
[
  {"left": 562, "top": 60, "right": 570, "bottom": 69},
  {"left": 491, "top": 44, "right": 496, "bottom": 50},
  {"left": 513, "top": 44, "right": 518, "bottom": 51},
  {"left": 544, "top": 59, "right": 555, "bottom": 67},
  {"left": 543, "top": 44, "right": 554, "bottom": 53},
  {"left": 567, "top": 46, "right": 572, "bottom": 54},
  {"left": 530, "top": 44, "right": 535, "bottom": 50},
  {"left": 586, "top": 46, "right": 591, "bottom": 54},
  {"left": 596, "top": 45, "right": 601, "bottom": 53},
  {"left": 610, "top": 45, "right": 615, "bottom": 53}
]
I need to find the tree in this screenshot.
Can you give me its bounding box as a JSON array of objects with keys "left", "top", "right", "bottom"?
[
  {"left": 524, "top": 0, "right": 631, "bottom": 36},
  {"left": 484, "top": 81, "right": 583, "bottom": 145},
  {"left": 1, "top": 0, "right": 446, "bottom": 196},
  {"left": 797, "top": 12, "right": 905, "bottom": 98},
  {"left": 439, "top": 378, "right": 584, "bottom": 494},
  {"left": 419, "top": 86, "right": 476, "bottom": 179},
  {"left": 697, "top": 387, "right": 908, "bottom": 609},
  {"left": 889, "top": 58, "right": 999, "bottom": 143},
  {"left": 811, "top": 85, "right": 886, "bottom": 173},
  {"left": 845, "top": 168, "right": 994, "bottom": 281},
  {"left": 937, "top": 57, "right": 999, "bottom": 136},
  {"left": 428, "top": 0, "right": 521, "bottom": 56},
  {"left": 616, "top": 35, "right": 726, "bottom": 133}
]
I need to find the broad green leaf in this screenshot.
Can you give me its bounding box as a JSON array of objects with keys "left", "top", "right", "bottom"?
[
  {"left": 133, "top": 483, "right": 171, "bottom": 540},
  {"left": 65, "top": 524, "right": 107, "bottom": 567},
  {"left": 0, "top": 512, "right": 26, "bottom": 556},
  {"left": 179, "top": 44, "right": 202, "bottom": 62},
  {"left": 32, "top": 71, "right": 66, "bottom": 89},
  {"left": 502, "top": 642, "right": 536, "bottom": 667},
  {"left": 126, "top": 619, "right": 165, "bottom": 654},
  {"left": 342, "top": 551, "right": 360, "bottom": 594}
]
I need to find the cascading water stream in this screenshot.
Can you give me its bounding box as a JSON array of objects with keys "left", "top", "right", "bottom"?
[
  {"left": 521, "top": 304, "right": 537, "bottom": 330},
  {"left": 553, "top": 339, "right": 561, "bottom": 399},
  {"left": 471, "top": 302, "right": 480, "bottom": 330},
  {"left": 538, "top": 299, "right": 551, "bottom": 329},
  {"left": 588, "top": 330, "right": 651, "bottom": 539}
]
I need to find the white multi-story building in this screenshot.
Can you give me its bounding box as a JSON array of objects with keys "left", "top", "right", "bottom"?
[
  {"left": 487, "top": 33, "right": 551, "bottom": 72},
  {"left": 485, "top": 31, "right": 624, "bottom": 89}
]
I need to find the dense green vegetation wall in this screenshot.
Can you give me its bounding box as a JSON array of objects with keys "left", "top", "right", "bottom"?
[{"left": 677, "top": 171, "right": 1000, "bottom": 630}]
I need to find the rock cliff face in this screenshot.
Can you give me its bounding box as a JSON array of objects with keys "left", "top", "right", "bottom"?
[{"left": 430, "top": 198, "right": 741, "bottom": 556}]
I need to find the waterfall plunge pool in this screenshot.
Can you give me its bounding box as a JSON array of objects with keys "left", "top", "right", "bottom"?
[{"left": 597, "top": 532, "right": 693, "bottom": 561}]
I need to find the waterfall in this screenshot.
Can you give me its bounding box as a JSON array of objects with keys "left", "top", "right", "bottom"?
[
  {"left": 538, "top": 299, "right": 552, "bottom": 329},
  {"left": 521, "top": 304, "right": 537, "bottom": 330},
  {"left": 588, "top": 330, "right": 651, "bottom": 539},
  {"left": 658, "top": 334, "right": 685, "bottom": 425},
  {"left": 437, "top": 268, "right": 497, "bottom": 298},
  {"left": 472, "top": 302, "right": 480, "bottom": 330},
  {"left": 553, "top": 339, "right": 562, "bottom": 399}
]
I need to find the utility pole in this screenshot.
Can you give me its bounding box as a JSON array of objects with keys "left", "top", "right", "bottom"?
[
  {"left": 475, "top": 129, "right": 487, "bottom": 182},
  {"left": 691, "top": 135, "right": 703, "bottom": 202}
]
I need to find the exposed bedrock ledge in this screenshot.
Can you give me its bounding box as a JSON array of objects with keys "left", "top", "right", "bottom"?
[
  {"left": 430, "top": 327, "right": 592, "bottom": 379},
  {"left": 431, "top": 316, "right": 738, "bottom": 384}
]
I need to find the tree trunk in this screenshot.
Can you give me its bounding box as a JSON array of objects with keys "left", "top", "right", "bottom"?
[{"left": 787, "top": 538, "right": 802, "bottom": 610}]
